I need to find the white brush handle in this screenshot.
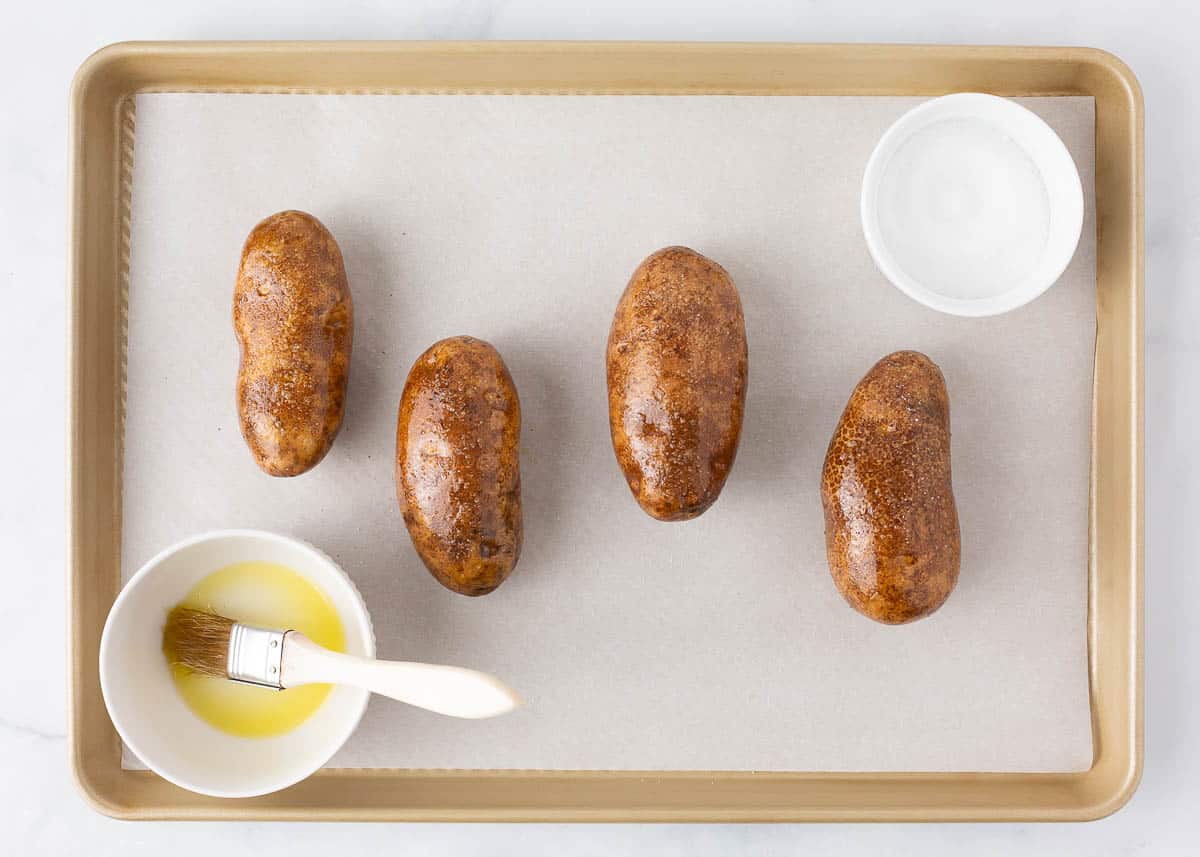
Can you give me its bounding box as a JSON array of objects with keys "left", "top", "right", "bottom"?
[{"left": 280, "top": 632, "right": 522, "bottom": 719}]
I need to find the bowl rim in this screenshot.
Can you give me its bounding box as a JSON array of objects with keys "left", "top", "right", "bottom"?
[
  {"left": 98, "top": 528, "right": 376, "bottom": 798},
  {"left": 860, "top": 91, "right": 1085, "bottom": 318}
]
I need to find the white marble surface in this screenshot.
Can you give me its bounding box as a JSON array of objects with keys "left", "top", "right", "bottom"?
[{"left": 2, "top": 0, "right": 1189, "bottom": 852}]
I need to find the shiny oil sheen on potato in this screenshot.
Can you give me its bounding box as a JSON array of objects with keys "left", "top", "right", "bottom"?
[
  {"left": 820, "top": 350, "right": 960, "bottom": 624},
  {"left": 395, "top": 336, "right": 523, "bottom": 596},
  {"left": 233, "top": 210, "right": 353, "bottom": 477},
  {"left": 606, "top": 246, "right": 748, "bottom": 521}
]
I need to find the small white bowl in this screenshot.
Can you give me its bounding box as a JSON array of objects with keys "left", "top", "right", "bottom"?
[
  {"left": 861, "top": 93, "right": 1084, "bottom": 317},
  {"left": 99, "top": 530, "right": 375, "bottom": 798}
]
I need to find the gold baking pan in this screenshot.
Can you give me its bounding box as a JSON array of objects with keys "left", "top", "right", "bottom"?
[{"left": 67, "top": 41, "right": 1143, "bottom": 822}]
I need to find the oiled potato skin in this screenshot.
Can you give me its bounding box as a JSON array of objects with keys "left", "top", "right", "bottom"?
[
  {"left": 821, "top": 351, "right": 960, "bottom": 624},
  {"left": 234, "top": 211, "right": 353, "bottom": 477},
  {"left": 396, "top": 336, "right": 522, "bottom": 596},
  {"left": 607, "top": 246, "right": 748, "bottom": 521}
]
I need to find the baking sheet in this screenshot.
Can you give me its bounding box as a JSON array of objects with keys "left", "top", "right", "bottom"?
[{"left": 122, "top": 94, "right": 1095, "bottom": 773}]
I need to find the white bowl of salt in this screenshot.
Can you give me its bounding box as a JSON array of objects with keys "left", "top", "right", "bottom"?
[{"left": 861, "top": 93, "right": 1083, "bottom": 318}]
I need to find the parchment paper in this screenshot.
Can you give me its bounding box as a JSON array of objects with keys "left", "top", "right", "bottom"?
[{"left": 123, "top": 94, "right": 1095, "bottom": 772}]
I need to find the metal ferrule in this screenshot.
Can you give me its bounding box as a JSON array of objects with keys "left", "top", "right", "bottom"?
[{"left": 226, "top": 623, "right": 287, "bottom": 690}]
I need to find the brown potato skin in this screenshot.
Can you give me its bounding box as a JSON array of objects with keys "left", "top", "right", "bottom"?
[
  {"left": 606, "top": 246, "right": 748, "bottom": 521},
  {"left": 396, "top": 336, "right": 522, "bottom": 596},
  {"left": 234, "top": 211, "right": 352, "bottom": 477},
  {"left": 821, "top": 351, "right": 960, "bottom": 624}
]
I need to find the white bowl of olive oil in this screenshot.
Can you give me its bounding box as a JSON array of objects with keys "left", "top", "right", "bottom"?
[{"left": 99, "top": 529, "right": 375, "bottom": 798}]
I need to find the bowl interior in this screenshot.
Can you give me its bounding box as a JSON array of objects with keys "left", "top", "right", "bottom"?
[
  {"left": 99, "top": 530, "right": 375, "bottom": 798},
  {"left": 862, "top": 93, "right": 1084, "bottom": 317}
]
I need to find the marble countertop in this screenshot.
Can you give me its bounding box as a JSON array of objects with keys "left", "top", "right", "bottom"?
[{"left": 4, "top": 1, "right": 1187, "bottom": 853}]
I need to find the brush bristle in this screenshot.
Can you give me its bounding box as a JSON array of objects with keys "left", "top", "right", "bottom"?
[{"left": 163, "top": 606, "right": 235, "bottom": 678}]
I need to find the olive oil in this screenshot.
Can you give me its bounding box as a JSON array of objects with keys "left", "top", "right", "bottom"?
[{"left": 166, "top": 561, "right": 346, "bottom": 738}]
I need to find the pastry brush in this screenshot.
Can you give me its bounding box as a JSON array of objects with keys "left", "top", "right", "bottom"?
[{"left": 163, "top": 606, "right": 522, "bottom": 719}]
